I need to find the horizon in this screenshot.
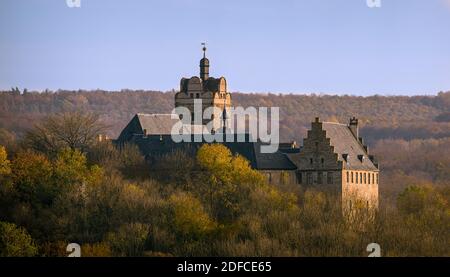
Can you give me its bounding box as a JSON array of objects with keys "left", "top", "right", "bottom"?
[
  {"left": 3, "top": 88, "right": 448, "bottom": 98},
  {"left": 1, "top": 0, "right": 450, "bottom": 95}
]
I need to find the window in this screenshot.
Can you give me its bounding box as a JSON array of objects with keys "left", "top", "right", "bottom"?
[
  {"left": 360, "top": 173, "right": 362, "bottom": 184},
  {"left": 346, "top": 171, "right": 349, "bottom": 183},
  {"left": 351, "top": 172, "right": 354, "bottom": 183},
  {"left": 317, "top": 172, "right": 323, "bottom": 184},
  {"left": 307, "top": 172, "right": 313, "bottom": 185},
  {"left": 310, "top": 158, "right": 313, "bottom": 165},
  {"left": 296, "top": 172, "right": 302, "bottom": 184},
  {"left": 376, "top": 173, "right": 379, "bottom": 184},
  {"left": 364, "top": 173, "right": 367, "bottom": 184},
  {"left": 356, "top": 172, "right": 358, "bottom": 184},
  {"left": 196, "top": 93, "right": 200, "bottom": 98},
  {"left": 327, "top": 172, "right": 333, "bottom": 184},
  {"left": 268, "top": 173, "right": 272, "bottom": 183},
  {"left": 321, "top": 158, "right": 324, "bottom": 164}
]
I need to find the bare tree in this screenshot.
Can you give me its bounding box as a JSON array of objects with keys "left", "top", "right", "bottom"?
[{"left": 24, "top": 112, "right": 108, "bottom": 155}]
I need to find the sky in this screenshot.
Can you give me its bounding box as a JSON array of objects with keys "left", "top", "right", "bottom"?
[{"left": 0, "top": 0, "right": 450, "bottom": 95}]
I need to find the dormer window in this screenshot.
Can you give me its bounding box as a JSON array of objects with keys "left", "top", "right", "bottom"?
[
  {"left": 342, "top": 154, "right": 349, "bottom": 162},
  {"left": 358, "top": 155, "right": 364, "bottom": 162}
]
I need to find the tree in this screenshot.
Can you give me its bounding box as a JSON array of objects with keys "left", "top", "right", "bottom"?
[
  {"left": 168, "top": 192, "right": 216, "bottom": 240},
  {"left": 0, "top": 221, "right": 38, "bottom": 257},
  {"left": 0, "top": 129, "right": 16, "bottom": 154},
  {"left": 24, "top": 111, "right": 107, "bottom": 156},
  {"left": 54, "top": 147, "right": 103, "bottom": 187},
  {"left": 105, "top": 223, "right": 149, "bottom": 257},
  {"left": 0, "top": 146, "right": 11, "bottom": 175},
  {"left": 117, "top": 143, "right": 146, "bottom": 178},
  {"left": 11, "top": 150, "right": 53, "bottom": 204},
  {"left": 152, "top": 149, "right": 195, "bottom": 189},
  {"left": 196, "top": 144, "right": 267, "bottom": 221},
  {"left": 397, "top": 185, "right": 446, "bottom": 215}
]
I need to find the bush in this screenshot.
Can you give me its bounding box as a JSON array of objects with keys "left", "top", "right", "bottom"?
[
  {"left": 0, "top": 221, "right": 38, "bottom": 257},
  {"left": 105, "top": 223, "right": 149, "bottom": 257}
]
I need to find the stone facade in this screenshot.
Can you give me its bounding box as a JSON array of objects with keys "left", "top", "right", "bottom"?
[
  {"left": 174, "top": 46, "right": 231, "bottom": 130},
  {"left": 289, "top": 117, "right": 379, "bottom": 212}
]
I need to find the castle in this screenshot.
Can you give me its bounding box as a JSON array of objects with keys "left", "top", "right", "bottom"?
[{"left": 116, "top": 46, "right": 379, "bottom": 212}]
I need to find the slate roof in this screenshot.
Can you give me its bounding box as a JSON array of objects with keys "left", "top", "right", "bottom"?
[
  {"left": 116, "top": 113, "right": 205, "bottom": 142},
  {"left": 321, "top": 122, "right": 378, "bottom": 171},
  {"left": 116, "top": 132, "right": 297, "bottom": 171},
  {"left": 137, "top": 114, "right": 178, "bottom": 134}
]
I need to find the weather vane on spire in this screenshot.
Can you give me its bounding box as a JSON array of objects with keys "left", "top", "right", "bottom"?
[{"left": 201, "top": 42, "right": 207, "bottom": 58}]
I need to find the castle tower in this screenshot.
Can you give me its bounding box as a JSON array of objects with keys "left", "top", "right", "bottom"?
[{"left": 175, "top": 44, "right": 232, "bottom": 129}]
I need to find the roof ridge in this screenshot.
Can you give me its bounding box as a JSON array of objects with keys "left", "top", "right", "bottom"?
[
  {"left": 322, "top": 121, "right": 347, "bottom": 126},
  {"left": 137, "top": 113, "right": 174, "bottom": 116}
]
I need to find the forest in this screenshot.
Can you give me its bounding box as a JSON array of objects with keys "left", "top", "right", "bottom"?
[{"left": 0, "top": 89, "right": 449, "bottom": 256}]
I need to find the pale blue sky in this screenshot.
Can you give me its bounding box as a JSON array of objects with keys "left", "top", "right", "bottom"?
[{"left": 1, "top": 0, "right": 450, "bottom": 95}]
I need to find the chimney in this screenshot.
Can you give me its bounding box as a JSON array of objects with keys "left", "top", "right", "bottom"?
[
  {"left": 291, "top": 140, "right": 297, "bottom": 149},
  {"left": 349, "top": 117, "right": 359, "bottom": 139}
]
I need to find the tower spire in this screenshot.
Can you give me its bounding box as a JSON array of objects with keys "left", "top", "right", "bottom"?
[
  {"left": 199, "top": 42, "right": 209, "bottom": 81},
  {"left": 201, "top": 42, "right": 206, "bottom": 58}
]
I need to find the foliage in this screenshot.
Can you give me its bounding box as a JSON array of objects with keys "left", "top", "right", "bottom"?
[
  {"left": 168, "top": 192, "right": 216, "bottom": 240},
  {"left": 0, "top": 221, "right": 38, "bottom": 257},
  {"left": 105, "top": 223, "right": 149, "bottom": 257},
  {"left": 11, "top": 150, "right": 53, "bottom": 204},
  {"left": 0, "top": 96, "right": 449, "bottom": 256},
  {"left": 23, "top": 111, "right": 107, "bottom": 156},
  {"left": 0, "top": 146, "right": 11, "bottom": 175}
]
